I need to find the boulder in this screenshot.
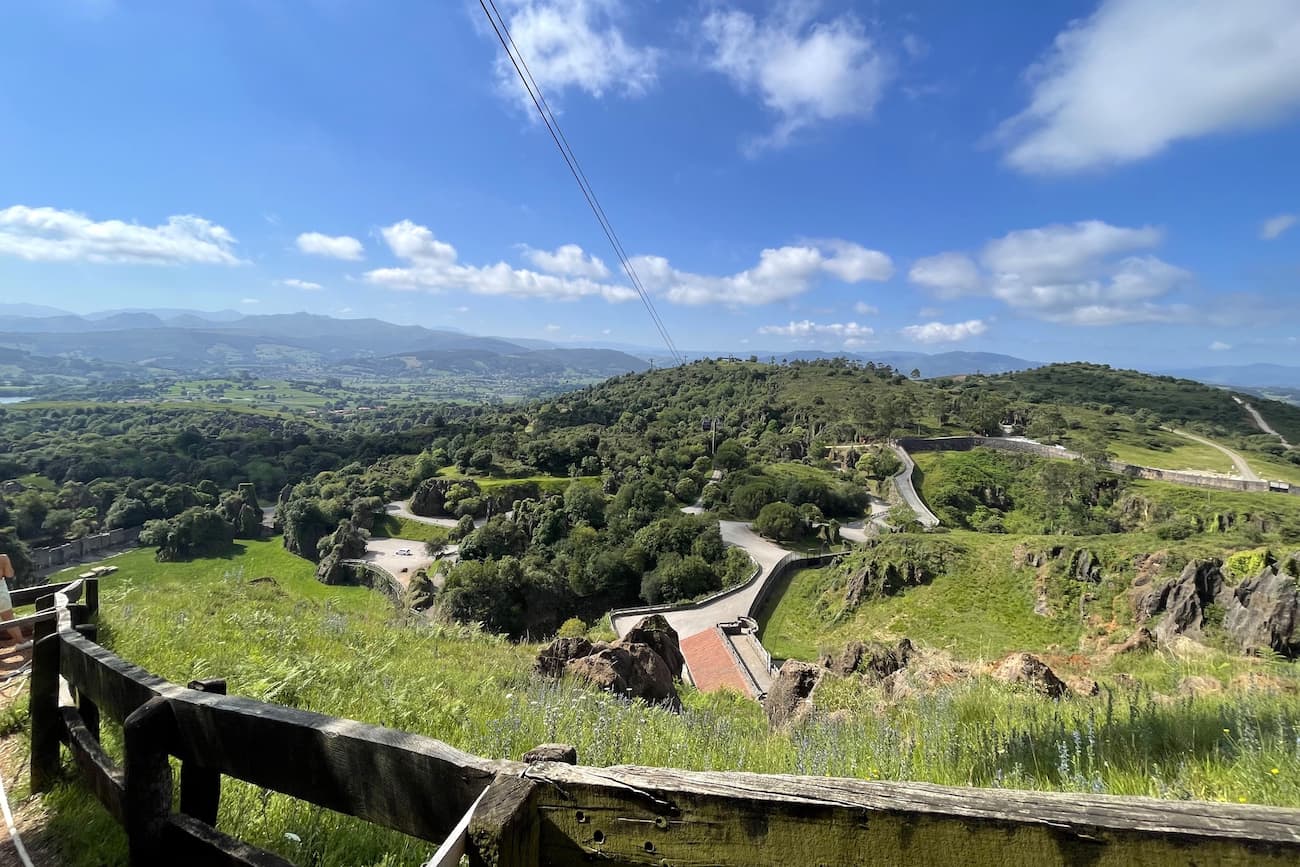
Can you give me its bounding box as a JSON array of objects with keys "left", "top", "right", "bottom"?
[
  {"left": 558, "top": 639, "right": 682, "bottom": 711},
  {"left": 992, "top": 652, "right": 1068, "bottom": 699},
  {"left": 763, "top": 660, "right": 825, "bottom": 729},
  {"left": 1229, "top": 672, "right": 1296, "bottom": 695},
  {"left": 1067, "top": 677, "right": 1100, "bottom": 698},
  {"left": 1109, "top": 627, "right": 1156, "bottom": 656},
  {"left": 522, "top": 743, "right": 578, "bottom": 764},
  {"left": 820, "top": 638, "right": 915, "bottom": 680},
  {"left": 534, "top": 636, "right": 594, "bottom": 678},
  {"left": 621, "top": 615, "right": 685, "bottom": 679},
  {"left": 1223, "top": 566, "right": 1299, "bottom": 658},
  {"left": 1177, "top": 675, "right": 1223, "bottom": 698}
]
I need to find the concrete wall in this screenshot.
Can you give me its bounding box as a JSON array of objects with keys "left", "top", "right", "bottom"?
[
  {"left": 896, "top": 436, "right": 1276, "bottom": 495},
  {"left": 29, "top": 526, "right": 141, "bottom": 573}
]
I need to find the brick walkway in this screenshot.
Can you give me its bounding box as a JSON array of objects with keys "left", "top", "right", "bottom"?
[{"left": 680, "top": 628, "right": 754, "bottom": 697}]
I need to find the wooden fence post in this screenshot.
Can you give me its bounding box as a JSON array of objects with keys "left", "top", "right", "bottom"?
[
  {"left": 29, "top": 593, "right": 60, "bottom": 792},
  {"left": 180, "top": 678, "right": 227, "bottom": 826},
  {"left": 468, "top": 775, "right": 541, "bottom": 867},
  {"left": 84, "top": 577, "right": 99, "bottom": 619},
  {"left": 124, "top": 696, "right": 176, "bottom": 867},
  {"left": 72, "top": 621, "right": 101, "bottom": 741}
]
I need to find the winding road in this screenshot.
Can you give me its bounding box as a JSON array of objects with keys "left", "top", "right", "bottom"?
[
  {"left": 1235, "top": 397, "right": 1292, "bottom": 448},
  {"left": 609, "top": 521, "right": 792, "bottom": 640},
  {"left": 1168, "top": 429, "right": 1260, "bottom": 481}
]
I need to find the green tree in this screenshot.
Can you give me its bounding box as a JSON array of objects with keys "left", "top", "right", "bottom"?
[{"left": 754, "top": 502, "right": 803, "bottom": 541}]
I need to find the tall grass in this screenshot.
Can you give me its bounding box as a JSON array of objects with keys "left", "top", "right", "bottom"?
[{"left": 20, "top": 541, "right": 1300, "bottom": 866}]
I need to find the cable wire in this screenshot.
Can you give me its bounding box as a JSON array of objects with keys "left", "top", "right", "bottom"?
[{"left": 478, "top": 0, "right": 683, "bottom": 364}]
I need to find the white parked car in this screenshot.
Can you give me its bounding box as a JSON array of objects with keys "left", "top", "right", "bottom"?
[{"left": 396, "top": 548, "right": 413, "bottom": 556}]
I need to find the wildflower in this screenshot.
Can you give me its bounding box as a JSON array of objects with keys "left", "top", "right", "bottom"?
[
  {"left": 285, "top": 833, "right": 302, "bottom": 843},
  {"left": 1238, "top": 797, "right": 1247, "bottom": 803},
  {"left": 1270, "top": 768, "right": 1280, "bottom": 775},
  {"left": 1223, "top": 729, "right": 1230, "bottom": 734}
]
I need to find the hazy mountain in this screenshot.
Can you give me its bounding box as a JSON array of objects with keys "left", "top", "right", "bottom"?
[
  {"left": 357, "top": 346, "right": 649, "bottom": 378},
  {"left": 0, "top": 303, "right": 75, "bottom": 318},
  {"left": 86, "top": 307, "right": 245, "bottom": 322}
]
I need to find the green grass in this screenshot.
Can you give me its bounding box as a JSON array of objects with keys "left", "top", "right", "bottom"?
[
  {"left": 20, "top": 539, "right": 1300, "bottom": 865},
  {"left": 757, "top": 532, "right": 1077, "bottom": 661},
  {"left": 368, "top": 515, "right": 451, "bottom": 545},
  {"left": 1108, "top": 438, "right": 1237, "bottom": 475},
  {"left": 434, "top": 468, "right": 601, "bottom": 495}
]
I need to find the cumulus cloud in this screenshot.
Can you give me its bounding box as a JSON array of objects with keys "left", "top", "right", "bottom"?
[
  {"left": 240, "top": 297, "right": 260, "bottom": 305},
  {"left": 901, "top": 319, "right": 987, "bottom": 344},
  {"left": 908, "top": 252, "right": 982, "bottom": 298},
  {"left": 489, "top": 0, "right": 656, "bottom": 108},
  {"left": 702, "top": 2, "right": 889, "bottom": 151},
  {"left": 296, "top": 232, "right": 364, "bottom": 261},
  {"left": 279, "top": 278, "right": 323, "bottom": 291},
  {"left": 999, "top": 0, "right": 1300, "bottom": 173},
  {"left": 1261, "top": 213, "right": 1297, "bottom": 240},
  {"left": 758, "top": 320, "right": 875, "bottom": 346},
  {"left": 0, "top": 204, "right": 244, "bottom": 265},
  {"left": 1209, "top": 340, "right": 1232, "bottom": 351},
  {"left": 853, "top": 301, "right": 879, "bottom": 315},
  {"left": 912, "top": 221, "right": 1192, "bottom": 326},
  {"left": 522, "top": 243, "right": 611, "bottom": 279},
  {"left": 364, "top": 220, "right": 636, "bottom": 302},
  {"left": 630, "top": 240, "right": 891, "bottom": 306}
]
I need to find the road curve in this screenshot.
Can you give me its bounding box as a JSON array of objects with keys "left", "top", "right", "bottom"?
[
  {"left": 1235, "top": 397, "right": 1292, "bottom": 448},
  {"left": 386, "top": 502, "right": 490, "bottom": 529},
  {"left": 1168, "top": 429, "right": 1260, "bottom": 481},
  {"left": 610, "top": 521, "right": 793, "bottom": 640},
  {"left": 889, "top": 445, "right": 941, "bottom": 528}
]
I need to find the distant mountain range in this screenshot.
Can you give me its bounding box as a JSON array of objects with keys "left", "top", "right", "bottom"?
[{"left": 5, "top": 307, "right": 1295, "bottom": 393}]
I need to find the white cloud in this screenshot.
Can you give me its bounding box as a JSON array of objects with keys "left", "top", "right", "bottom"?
[
  {"left": 630, "top": 240, "right": 891, "bottom": 306},
  {"left": 999, "top": 0, "right": 1300, "bottom": 173},
  {"left": 364, "top": 220, "right": 636, "bottom": 302},
  {"left": 702, "top": 3, "right": 889, "bottom": 151},
  {"left": 0, "top": 205, "right": 243, "bottom": 265},
  {"left": 853, "top": 301, "right": 879, "bottom": 315},
  {"left": 1209, "top": 340, "right": 1232, "bottom": 351},
  {"left": 490, "top": 0, "right": 656, "bottom": 108},
  {"left": 522, "top": 243, "right": 611, "bottom": 279},
  {"left": 240, "top": 297, "right": 260, "bottom": 305},
  {"left": 296, "top": 232, "right": 364, "bottom": 261},
  {"left": 901, "top": 319, "right": 987, "bottom": 344},
  {"left": 918, "top": 306, "right": 942, "bottom": 317},
  {"left": 758, "top": 319, "right": 875, "bottom": 342},
  {"left": 908, "top": 252, "right": 982, "bottom": 297},
  {"left": 454, "top": 305, "right": 470, "bottom": 313},
  {"left": 912, "top": 221, "right": 1192, "bottom": 326},
  {"left": 1261, "top": 213, "right": 1297, "bottom": 240},
  {"left": 544, "top": 323, "right": 562, "bottom": 332},
  {"left": 278, "top": 278, "right": 323, "bottom": 291}
]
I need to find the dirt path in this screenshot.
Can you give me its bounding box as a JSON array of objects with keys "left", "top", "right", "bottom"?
[
  {"left": 1169, "top": 429, "right": 1260, "bottom": 481},
  {"left": 1235, "top": 397, "right": 1292, "bottom": 448}
]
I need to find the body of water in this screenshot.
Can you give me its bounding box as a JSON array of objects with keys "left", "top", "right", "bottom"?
[{"left": 0, "top": 396, "right": 32, "bottom": 404}]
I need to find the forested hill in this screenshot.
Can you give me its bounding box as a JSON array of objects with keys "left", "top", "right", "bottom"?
[{"left": 984, "top": 362, "right": 1300, "bottom": 443}]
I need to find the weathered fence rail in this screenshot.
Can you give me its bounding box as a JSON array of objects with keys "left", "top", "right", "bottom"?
[{"left": 26, "top": 580, "right": 1300, "bottom": 865}]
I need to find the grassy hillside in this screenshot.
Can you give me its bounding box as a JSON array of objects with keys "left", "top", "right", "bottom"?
[{"left": 16, "top": 538, "right": 1297, "bottom": 865}]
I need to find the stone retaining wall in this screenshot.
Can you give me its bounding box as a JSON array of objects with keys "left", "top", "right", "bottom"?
[
  {"left": 29, "top": 526, "right": 142, "bottom": 573},
  {"left": 896, "top": 436, "right": 1275, "bottom": 494}
]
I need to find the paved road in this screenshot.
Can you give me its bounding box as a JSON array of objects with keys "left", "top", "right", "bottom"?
[
  {"left": 361, "top": 537, "right": 437, "bottom": 589},
  {"left": 1235, "top": 397, "right": 1292, "bottom": 448},
  {"left": 1169, "top": 429, "right": 1260, "bottom": 481},
  {"left": 610, "top": 520, "right": 793, "bottom": 640},
  {"left": 889, "top": 445, "right": 941, "bottom": 528},
  {"left": 838, "top": 497, "right": 891, "bottom": 543},
  {"left": 385, "top": 501, "right": 491, "bottom": 529}
]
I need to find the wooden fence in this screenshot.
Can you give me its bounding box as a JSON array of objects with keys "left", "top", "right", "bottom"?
[{"left": 27, "top": 583, "right": 1300, "bottom": 866}]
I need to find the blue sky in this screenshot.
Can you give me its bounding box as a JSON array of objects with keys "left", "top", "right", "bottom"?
[{"left": 1, "top": 0, "right": 1298, "bottom": 367}]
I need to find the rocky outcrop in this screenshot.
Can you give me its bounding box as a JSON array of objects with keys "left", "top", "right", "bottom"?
[
  {"left": 534, "top": 637, "right": 594, "bottom": 678},
  {"left": 992, "top": 652, "right": 1068, "bottom": 699},
  {"left": 534, "top": 616, "right": 684, "bottom": 710},
  {"left": 410, "top": 477, "right": 479, "bottom": 517},
  {"left": 844, "top": 561, "right": 932, "bottom": 608},
  {"left": 1070, "top": 549, "right": 1103, "bottom": 583},
  {"left": 820, "top": 638, "right": 915, "bottom": 680},
  {"left": 1177, "top": 675, "right": 1222, "bottom": 697},
  {"left": 1136, "top": 560, "right": 1228, "bottom": 644},
  {"left": 620, "top": 614, "right": 685, "bottom": 678},
  {"left": 763, "top": 661, "right": 825, "bottom": 729},
  {"left": 1223, "top": 566, "right": 1299, "bottom": 658}
]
